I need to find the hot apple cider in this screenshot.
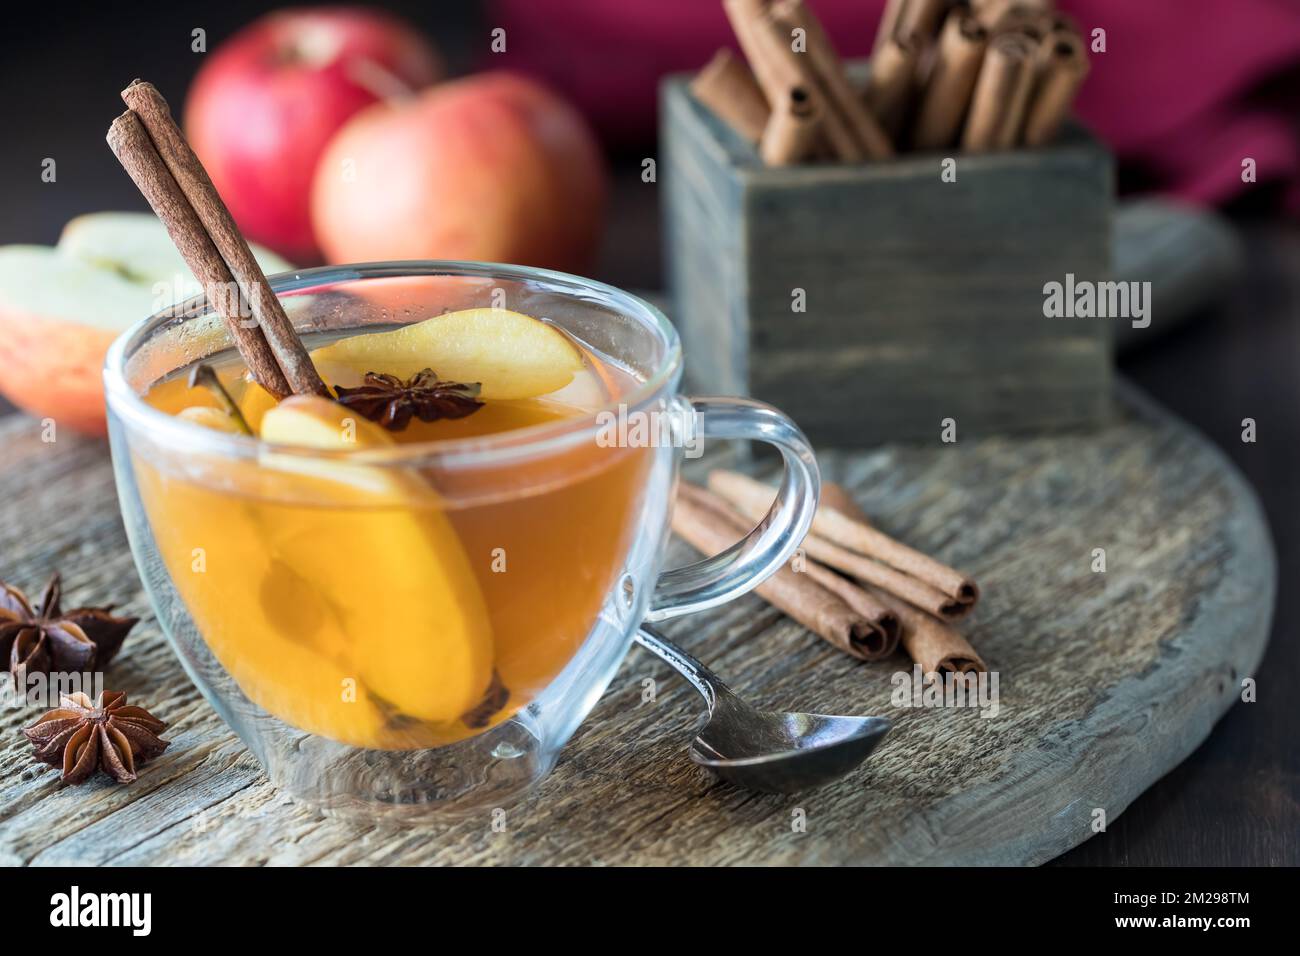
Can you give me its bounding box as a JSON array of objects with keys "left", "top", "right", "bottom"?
[{"left": 135, "top": 309, "right": 650, "bottom": 750}]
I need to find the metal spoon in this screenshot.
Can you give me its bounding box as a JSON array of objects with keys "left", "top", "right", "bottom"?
[{"left": 634, "top": 624, "right": 891, "bottom": 793}]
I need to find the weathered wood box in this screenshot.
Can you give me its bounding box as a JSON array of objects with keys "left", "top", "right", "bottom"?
[{"left": 660, "top": 74, "right": 1114, "bottom": 446}]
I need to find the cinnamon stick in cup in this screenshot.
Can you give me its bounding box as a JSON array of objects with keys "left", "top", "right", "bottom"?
[
  {"left": 691, "top": 49, "right": 771, "bottom": 144},
  {"left": 1022, "top": 29, "right": 1090, "bottom": 146},
  {"left": 769, "top": 0, "right": 894, "bottom": 159},
  {"left": 863, "top": 31, "right": 922, "bottom": 139},
  {"left": 120, "top": 81, "right": 327, "bottom": 398},
  {"left": 760, "top": 85, "right": 823, "bottom": 165},
  {"left": 709, "top": 469, "right": 979, "bottom": 616},
  {"left": 674, "top": 483, "right": 894, "bottom": 660},
  {"left": 107, "top": 112, "right": 293, "bottom": 399},
  {"left": 961, "top": 30, "right": 1038, "bottom": 151},
  {"left": 912, "top": 11, "right": 989, "bottom": 149}
]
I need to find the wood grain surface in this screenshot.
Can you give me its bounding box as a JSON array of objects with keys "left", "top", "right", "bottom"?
[{"left": 0, "top": 383, "right": 1273, "bottom": 865}]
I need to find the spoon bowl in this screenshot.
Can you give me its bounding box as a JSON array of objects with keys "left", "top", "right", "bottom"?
[{"left": 635, "top": 625, "right": 891, "bottom": 793}]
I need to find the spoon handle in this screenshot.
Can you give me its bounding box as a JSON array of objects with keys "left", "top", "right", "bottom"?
[{"left": 634, "top": 624, "right": 733, "bottom": 712}]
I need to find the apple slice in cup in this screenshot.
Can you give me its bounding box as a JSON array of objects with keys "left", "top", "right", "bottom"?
[
  {"left": 179, "top": 405, "right": 246, "bottom": 433},
  {"left": 258, "top": 396, "right": 495, "bottom": 730},
  {"left": 309, "top": 307, "right": 584, "bottom": 400}
]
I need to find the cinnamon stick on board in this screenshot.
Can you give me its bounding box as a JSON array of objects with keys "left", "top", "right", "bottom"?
[
  {"left": 824, "top": 492, "right": 986, "bottom": 676},
  {"left": 674, "top": 483, "right": 894, "bottom": 661},
  {"left": 873, "top": 582, "right": 987, "bottom": 676},
  {"left": 912, "top": 11, "right": 989, "bottom": 149},
  {"left": 761, "top": 501, "right": 969, "bottom": 619},
  {"left": 709, "top": 469, "right": 980, "bottom": 611},
  {"left": 120, "top": 80, "right": 327, "bottom": 398},
  {"left": 818, "top": 481, "right": 867, "bottom": 521},
  {"left": 683, "top": 481, "right": 902, "bottom": 655},
  {"left": 961, "top": 30, "right": 1038, "bottom": 151},
  {"left": 760, "top": 85, "right": 823, "bottom": 166},
  {"left": 691, "top": 49, "right": 771, "bottom": 144},
  {"left": 107, "top": 112, "right": 293, "bottom": 398},
  {"left": 1022, "top": 29, "right": 1090, "bottom": 147},
  {"left": 702, "top": 480, "right": 903, "bottom": 659},
  {"left": 801, "top": 562, "right": 901, "bottom": 658},
  {"left": 769, "top": 0, "right": 894, "bottom": 159}
]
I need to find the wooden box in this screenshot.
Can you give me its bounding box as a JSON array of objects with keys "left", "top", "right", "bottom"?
[{"left": 660, "top": 74, "right": 1115, "bottom": 446}]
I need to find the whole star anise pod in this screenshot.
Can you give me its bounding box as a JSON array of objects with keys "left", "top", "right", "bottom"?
[
  {"left": 0, "top": 574, "right": 137, "bottom": 681},
  {"left": 334, "top": 369, "right": 483, "bottom": 431},
  {"left": 24, "top": 690, "right": 169, "bottom": 785}
]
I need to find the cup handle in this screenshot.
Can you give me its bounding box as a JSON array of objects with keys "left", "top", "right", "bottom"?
[{"left": 646, "top": 396, "right": 820, "bottom": 621}]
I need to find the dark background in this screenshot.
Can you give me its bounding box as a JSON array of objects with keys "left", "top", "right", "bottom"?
[{"left": 1, "top": 2, "right": 1295, "bottom": 866}]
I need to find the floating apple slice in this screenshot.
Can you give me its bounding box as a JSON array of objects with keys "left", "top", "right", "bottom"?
[
  {"left": 236, "top": 380, "right": 279, "bottom": 434},
  {"left": 134, "top": 461, "right": 391, "bottom": 749},
  {"left": 309, "top": 307, "right": 583, "bottom": 400},
  {"left": 258, "top": 396, "right": 494, "bottom": 726},
  {"left": 178, "top": 405, "right": 243, "bottom": 433}
]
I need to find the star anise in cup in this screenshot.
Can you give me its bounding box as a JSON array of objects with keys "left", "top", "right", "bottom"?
[
  {"left": 24, "top": 690, "right": 169, "bottom": 785},
  {"left": 333, "top": 369, "right": 483, "bottom": 431},
  {"left": 0, "top": 574, "right": 138, "bottom": 681}
]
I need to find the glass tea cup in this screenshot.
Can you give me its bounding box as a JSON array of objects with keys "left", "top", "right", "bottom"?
[{"left": 104, "top": 262, "right": 818, "bottom": 820}]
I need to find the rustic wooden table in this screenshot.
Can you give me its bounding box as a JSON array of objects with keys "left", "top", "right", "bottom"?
[
  {"left": 0, "top": 4, "right": 1295, "bottom": 859},
  {"left": 0, "top": 381, "right": 1273, "bottom": 865}
]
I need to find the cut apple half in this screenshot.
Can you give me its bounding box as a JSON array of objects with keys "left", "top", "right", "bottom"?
[
  {"left": 0, "top": 212, "right": 291, "bottom": 435},
  {"left": 258, "top": 395, "right": 495, "bottom": 726},
  {"left": 309, "top": 307, "right": 583, "bottom": 400}
]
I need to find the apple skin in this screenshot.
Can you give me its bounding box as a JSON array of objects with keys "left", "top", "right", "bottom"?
[
  {"left": 185, "top": 7, "right": 442, "bottom": 263},
  {"left": 310, "top": 72, "right": 608, "bottom": 274},
  {"left": 0, "top": 313, "right": 116, "bottom": 436}
]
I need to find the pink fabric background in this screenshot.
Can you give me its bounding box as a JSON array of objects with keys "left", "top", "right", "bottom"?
[{"left": 486, "top": 0, "right": 1300, "bottom": 213}]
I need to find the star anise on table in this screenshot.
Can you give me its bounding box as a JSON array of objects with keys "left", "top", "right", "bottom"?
[
  {"left": 24, "top": 690, "right": 169, "bottom": 785},
  {"left": 333, "top": 369, "right": 483, "bottom": 431},
  {"left": 0, "top": 574, "right": 137, "bottom": 681}
]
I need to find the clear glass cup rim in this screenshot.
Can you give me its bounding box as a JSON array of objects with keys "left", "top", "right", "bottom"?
[{"left": 103, "top": 260, "right": 683, "bottom": 470}]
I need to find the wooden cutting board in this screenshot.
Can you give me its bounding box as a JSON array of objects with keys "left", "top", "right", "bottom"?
[{"left": 0, "top": 382, "right": 1272, "bottom": 865}]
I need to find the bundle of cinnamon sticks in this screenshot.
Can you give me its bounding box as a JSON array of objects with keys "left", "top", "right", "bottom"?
[
  {"left": 692, "top": 0, "right": 1089, "bottom": 165},
  {"left": 674, "top": 471, "right": 985, "bottom": 677}
]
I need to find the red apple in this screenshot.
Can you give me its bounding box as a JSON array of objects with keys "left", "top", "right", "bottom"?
[
  {"left": 310, "top": 72, "right": 608, "bottom": 274},
  {"left": 185, "top": 7, "right": 442, "bottom": 263}
]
